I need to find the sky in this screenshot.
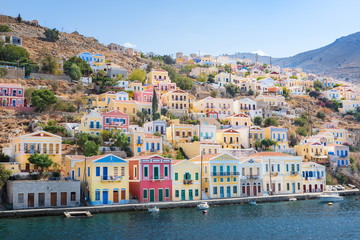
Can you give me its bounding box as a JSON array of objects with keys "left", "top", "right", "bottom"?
[{"left": 2, "top": 0, "right": 360, "bottom": 58}]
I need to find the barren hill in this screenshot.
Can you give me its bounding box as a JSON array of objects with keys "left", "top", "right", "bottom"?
[{"left": 3, "top": 16, "right": 148, "bottom": 70}]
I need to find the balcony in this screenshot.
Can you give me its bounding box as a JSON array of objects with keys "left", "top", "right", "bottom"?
[
  {"left": 270, "top": 172, "right": 279, "bottom": 176},
  {"left": 151, "top": 175, "right": 166, "bottom": 182},
  {"left": 211, "top": 171, "right": 240, "bottom": 176},
  {"left": 101, "top": 175, "right": 122, "bottom": 182},
  {"left": 137, "top": 140, "right": 143, "bottom": 144},
  {"left": 244, "top": 174, "right": 260, "bottom": 179},
  {"left": 183, "top": 179, "right": 193, "bottom": 184},
  {"left": 290, "top": 171, "right": 299, "bottom": 175},
  {"left": 89, "top": 125, "right": 102, "bottom": 129}
]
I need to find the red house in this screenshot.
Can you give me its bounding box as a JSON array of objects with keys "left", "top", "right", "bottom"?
[
  {"left": 129, "top": 155, "right": 172, "bottom": 203},
  {"left": 0, "top": 83, "right": 24, "bottom": 107},
  {"left": 101, "top": 110, "right": 130, "bottom": 132},
  {"left": 155, "top": 82, "right": 177, "bottom": 92},
  {"left": 206, "top": 110, "right": 218, "bottom": 120},
  {"left": 133, "top": 88, "right": 161, "bottom": 103}
]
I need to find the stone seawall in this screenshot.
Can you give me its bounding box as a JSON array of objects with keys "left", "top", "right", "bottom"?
[{"left": 0, "top": 190, "right": 358, "bottom": 218}]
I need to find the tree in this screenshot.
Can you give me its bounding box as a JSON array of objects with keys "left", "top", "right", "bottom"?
[
  {"left": 74, "top": 97, "right": 86, "bottom": 112},
  {"left": 296, "top": 127, "right": 308, "bottom": 136},
  {"left": 248, "top": 89, "right": 254, "bottom": 96},
  {"left": 282, "top": 87, "right": 290, "bottom": 98},
  {"left": 92, "top": 70, "right": 118, "bottom": 93},
  {"left": 44, "top": 28, "right": 59, "bottom": 42},
  {"left": 260, "top": 139, "right": 277, "bottom": 150},
  {"left": 294, "top": 117, "right": 307, "bottom": 127},
  {"left": 314, "top": 80, "right": 323, "bottom": 89},
  {"left": 63, "top": 56, "right": 92, "bottom": 76},
  {"left": 0, "top": 43, "right": 30, "bottom": 62},
  {"left": 19, "top": 58, "right": 39, "bottom": 76},
  {"left": 114, "top": 132, "right": 131, "bottom": 156},
  {"left": 136, "top": 109, "right": 150, "bottom": 126},
  {"left": 128, "top": 68, "right": 147, "bottom": 84},
  {"left": 210, "top": 91, "right": 217, "bottom": 98},
  {"left": 253, "top": 116, "right": 262, "bottom": 126},
  {"left": 163, "top": 55, "right": 175, "bottom": 65},
  {"left": 197, "top": 73, "right": 208, "bottom": 82},
  {"left": 0, "top": 68, "right": 7, "bottom": 78},
  {"left": 0, "top": 25, "right": 11, "bottom": 32},
  {"left": 191, "top": 135, "right": 200, "bottom": 142},
  {"left": 208, "top": 73, "right": 216, "bottom": 83},
  {"left": 161, "top": 108, "right": 168, "bottom": 116},
  {"left": 84, "top": 141, "right": 99, "bottom": 157},
  {"left": 289, "top": 133, "right": 300, "bottom": 147},
  {"left": 0, "top": 152, "right": 10, "bottom": 162},
  {"left": 0, "top": 164, "right": 11, "bottom": 188},
  {"left": 28, "top": 153, "right": 53, "bottom": 173},
  {"left": 152, "top": 88, "right": 160, "bottom": 120},
  {"left": 41, "top": 54, "right": 57, "bottom": 74},
  {"left": 16, "top": 14, "right": 22, "bottom": 23},
  {"left": 69, "top": 63, "right": 82, "bottom": 80},
  {"left": 225, "top": 84, "right": 240, "bottom": 98},
  {"left": 264, "top": 117, "right": 279, "bottom": 127},
  {"left": 31, "top": 89, "right": 58, "bottom": 112},
  {"left": 309, "top": 91, "right": 320, "bottom": 99},
  {"left": 316, "top": 111, "right": 325, "bottom": 119}
]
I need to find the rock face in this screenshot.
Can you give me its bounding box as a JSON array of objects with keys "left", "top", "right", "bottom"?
[{"left": 4, "top": 17, "right": 149, "bottom": 70}]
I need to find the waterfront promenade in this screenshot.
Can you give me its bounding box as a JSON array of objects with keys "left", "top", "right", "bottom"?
[{"left": 0, "top": 189, "right": 358, "bottom": 218}]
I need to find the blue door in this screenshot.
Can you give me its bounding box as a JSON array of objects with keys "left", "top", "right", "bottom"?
[
  {"left": 12, "top": 100, "right": 16, "bottom": 106},
  {"left": 226, "top": 186, "right": 231, "bottom": 197},
  {"left": 103, "top": 167, "right": 108, "bottom": 180},
  {"left": 151, "top": 143, "right": 155, "bottom": 152},
  {"left": 292, "top": 183, "right": 296, "bottom": 193},
  {"left": 103, "top": 191, "right": 108, "bottom": 204},
  {"left": 220, "top": 187, "right": 224, "bottom": 198}
]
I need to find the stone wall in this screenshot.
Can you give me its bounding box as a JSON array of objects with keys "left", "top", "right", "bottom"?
[
  {"left": 2, "top": 68, "right": 25, "bottom": 79},
  {"left": 30, "top": 73, "right": 71, "bottom": 81}
]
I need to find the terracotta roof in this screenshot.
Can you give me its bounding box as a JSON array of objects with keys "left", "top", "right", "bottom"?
[
  {"left": 145, "top": 133, "right": 160, "bottom": 138},
  {"left": 249, "top": 152, "right": 291, "bottom": 157},
  {"left": 0, "top": 83, "right": 22, "bottom": 88},
  {"left": 325, "top": 144, "right": 346, "bottom": 147}
]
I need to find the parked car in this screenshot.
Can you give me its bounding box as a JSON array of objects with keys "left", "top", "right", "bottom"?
[
  {"left": 336, "top": 185, "right": 345, "bottom": 191},
  {"left": 348, "top": 184, "right": 356, "bottom": 189}
]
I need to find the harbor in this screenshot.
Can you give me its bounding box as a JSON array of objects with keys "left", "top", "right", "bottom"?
[{"left": 0, "top": 190, "right": 358, "bottom": 218}]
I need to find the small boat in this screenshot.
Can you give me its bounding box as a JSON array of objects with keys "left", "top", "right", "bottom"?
[
  {"left": 64, "top": 211, "right": 92, "bottom": 218},
  {"left": 197, "top": 202, "right": 209, "bottom": 210},
  {"left": 289, "top": 197, "right": 297, "bottom": 201},
  {"left": 148, "top": 207, "right": 159, "bottom": 213},
  {"left": 249, "top": 201, "right": 256, "bottom": 205},
  {"left": 320, "top": 191, "right": 343, "bottom": 202}
]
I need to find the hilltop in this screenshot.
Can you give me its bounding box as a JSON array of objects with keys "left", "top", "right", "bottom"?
[{"left": 2, "top": 16, "right": 148, "bottom": 70}]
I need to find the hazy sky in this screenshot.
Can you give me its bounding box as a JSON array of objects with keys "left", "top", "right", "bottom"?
[{"left": 2, "top": 0, "right": 360, "bottom": 57}]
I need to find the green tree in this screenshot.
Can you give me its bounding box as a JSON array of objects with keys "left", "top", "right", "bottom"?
[
  {"left": 179, "top": 65, "right": 195, "bottom": 74},
  {"left": 92, "top": 70, "right": 119, "bottom": 93},
  {"left": 114, "top": 132, "right": 131, "bottom": 156},
  {"left": 316, "top": 111, "right": 325, "bottom": 119},
  {"left": 0, "top": 152, "right": 10, "bottom": 162},
  {"left": 28, "top": 153, "right": 53, "bottom": 173},
  {"left": 136, "top": 109, "right": 150, "bottom": 126},
  {"left": 309, "top": 91, "right": 320, "bottom": 99},
  {"left": 24, "top": 87, "right": 34, "bottom": 104},
  {"left": 0, "top": 43, "right": 30, "bottom": 62},
  {"left": 69, "top": 63, "right": 82, "bottom": 80},
  {"left": 282, "top": 87, "right": 290, "bottom": 98},
  {"left": 44, "top": 28, "right": 60, "bottom": 42},
  {"left": 0, "top": 164, "right": 11, "bottom": 188},
  {"left": 19, "top": 58, "right": 39, "bottom": 76},
  {"left": 74, "top": 97, "right": 86, "bottom": 113},
  {"left": 253, "top": 116, "right": 262, "bottom": 126},
  {"left": 163, "top": 55, "right": 175, "bottom": 65},
  {"left": 264, "top": 117, "right": 279, "bottom": 127},
  {"left": 0, "top": 68, "right": 7, "bottom": 78},
  {"left": 208, "top": 73, "right": 216, "bottom": 83},
  {"left": 313, "top": 80, "right": 323, "bottom": 89},
  {"left": 31, "top": 89, "right": 58, "bottom": 112},
  {"left": 294, "top": 117, "right": 307, "bottom": 127},
  {"left": 16, "top": 14, "right": 22, "bottom": 23},
  {"left": 41, "top": 54, "right": 57, "bottom": 74},
  {"left": 289, "top": 133, "right": 300, "bottom": 147},
  {"left": 210, "top": 91, "right": 217, "bottom": 98},
  {"left": 296, "top": 127, "right": 308, "bottom": 136},
  {"left": 197, "top": 73, "right": 208, "bottom": 82},
  {"left": 225, "top": 84, "right": 240, "bottom": 97},
  {"left": 84, "top": 141, "right": 99, "bottom": 157},
  {"left": 128, "top": 68, "right": 147, "bottom": 84},
  {"left": 152, "top": 88, "right": 160, "bottom": 120},
  {"left": 63, "top": 56, "right": 92, "bottom": 76},
  {"left": 260, "top": 139, "right": 277, "bottom": 150},
  {"left": 248, "top": 89, "right": 254, "bottom": 96},
  {"left": 0, "top": 25, "right": 11, "bottom": 32},
  {"left": 191, "top": 135, "right": 200, "bottom": 142}
]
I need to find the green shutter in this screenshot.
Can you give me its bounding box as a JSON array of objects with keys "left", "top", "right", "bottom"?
[
  {"left": 165, "top": 188, "right": 169, "bottom": 198},
  {"left": 144, "top": 167, "right": 148, "bottom": 177},
  {"left": 195, "top": 173, "right": 199, "bottom": 180},
  {"left": 189, "top": 173, "right": 191, "bottom": 180},
  {"left": 143, "top": 189, "right": 147, "bottom": 199},
  {"left": 175, "top": 173, "right": 178, "bottom": 181}
]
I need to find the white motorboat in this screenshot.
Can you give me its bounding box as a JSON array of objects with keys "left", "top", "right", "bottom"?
[
  {"left": 197, "top": 202, "right": 209, "bottom": 210},
  {"left": 148, "top": 207, "right": 160, "bottom": 213},
  {"left": 249, "top": 201, "right": 256, "bottom": 205},
  {"left": 320, "top": 191, "right": 343, "bottom": 202},
  {"left": 289, "top": 198, "right": 297, "bottom": 201}
]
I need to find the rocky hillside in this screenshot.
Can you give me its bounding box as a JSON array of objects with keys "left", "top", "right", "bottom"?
[{"left": 3, "top": 16, "right": 148, "bottom": 70}]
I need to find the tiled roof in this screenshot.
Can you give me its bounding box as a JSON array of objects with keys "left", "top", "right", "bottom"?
[
  {"left": 0, "top": 83, "right": 22, "bottom": 88},
  {"left": 249, "top": 152, "right": 291, "bottom": 157}
]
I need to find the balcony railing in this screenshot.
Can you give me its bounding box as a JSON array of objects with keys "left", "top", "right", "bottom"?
[
  {"left": 290, "top": 171, "right": 299, "bottom": 175},
  {"left": 89, "top": 125, "right": 102, "bottom": 129},
  {"left": 101, "top": 175, "right": 123, "bottom": 181},
  {"left": 244, "top": 174, "right": 260, "bottom": 179},
  {"left": 183, "top": 179, "right": 193, "bottom": 184},
  {"left": 151, "top": 175, "right": 166, "bottom": 181},
  {"left": 211, "top": 171, "right": 240, "bottom": 176}
]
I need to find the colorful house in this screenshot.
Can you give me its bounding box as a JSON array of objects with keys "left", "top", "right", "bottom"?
[
  {"left": 302, "top": 162, "right": 326, "bottom": 193},
  {"left": 71, "top": 154, "right": 129, "bottom": 205},
  {"left": 178, "top": 141, "right": 221, "bottom": 159},
  {"left": 216, "top": 127, "right": 249, "bottom": 149},
  {"left": 264, "top": 126, "right": 289, "bottom": 150},
  {"left": 249, "top": 126, "right": 265, "bottom": 148},
  {"left": 89, "top": 91, "right": 118, "bottom": 109},
  {"left": 79, "top": 110, "right": 102, "bottom": 135},
  {"left": 5, "top": 131, "right": 62, "bottom": 172},
  {"left": 0, "top": 83, "right": 25, "bottom": 107},
  {"left": 161, "top": 89, "right": 189, "bottom": 116},
  {"left": 133, "top": 88, "right": 161, "bottom": 103},
  {"left": 325, "top": 144, "right": 350, "bottom": 167},
  {"left": 129, "top": 81, "right": 144, "bottom": 92},
  {"left": 224, "top": 113, "right": 252, "bottom": 127},
  {"left": 166, "top": 123, "right": 199, "bottom": 146},
  {"left": 144, "top": 120, "right": 167, "bottom": 135},
  {"left": 147, "top": 69, "right": 170, "bottom": 85},
  {"left": 78, "top": 52, "right": 94, "bottom": 67},
  {"left": 101, "top": 110, "right": 129, "bottom": 132},
  {"left": 172, "top": 160, "right": 201, "bottom": 201},
  {"left": 93, "top": 53, "right": 105, "bottom": 67},
  {"left": 233, "top": 98, "right": 262, "bottom": 119},
  {"left": 239, "top": 158, "right": 263, "bottom": 197},
  {"left": 295, "top": 141, "right": 328, "bottom": 164},
  {"left": 129, "top": 130, "right": 162, "bottom": 156},
  {"left": 319, "top": 123, "right": 348, "bottom": 145},
  {"left": 129, "top": 155, "right": 172, "bottom": 202}
]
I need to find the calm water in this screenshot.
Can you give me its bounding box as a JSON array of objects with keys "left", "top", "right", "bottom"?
[{"left": 1, "top": 197, "right": 360, "bottom": 240}]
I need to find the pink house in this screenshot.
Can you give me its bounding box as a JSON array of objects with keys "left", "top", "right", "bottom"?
[
  {"left": 101, "top": 110, "right": 130, "bottom": 132},
  {"left": 129, "top": 155, "right": 172, "bottom": 203},
  {"left": 133, "top": 88, "right": 161, "bottom": 103},
  {"left": 155, "top": 82, "right": 177, "bottom": 91},
  {"left": 0, "top": 83, "right": 24, "bottom": 107}
]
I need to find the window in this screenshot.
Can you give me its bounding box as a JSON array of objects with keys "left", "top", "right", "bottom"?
[
  {"left": 227, "top": 177, "right": 231, "bottom": 182},
  {"left": 143, "top": 189, "right": 148, "bottom": 199},
  {"left": 114, "top": 167, "right": 118, "bottom": 177},
  {"left": 278, "top": 183, "right": 281, "bottom": 191},
  {"left": 96, "top": 167, "right": 100, "bottom": 176},
  {"left": 121, "top": 167, "right": 125, "bottom": 176},
  {"left": 287, "top": 183, "right": 290, "bottom": 191},
  {"left": 265, "top": 164, "right": 268, "bottom": 172},
  {"left": 233, "top": 186, "right": 237, "bottom": 194},
  {"left": 87, "top": 167, "right": 90, "bottom": 177},
  {"left": 165, "top": 189, "right": 169, "bottom": 198},
  {"left": 175, "top": 172, "right": 178, "bottom": 181},
  {"left": 18, "top": 193, "right": 24, "bottom": 203},
  {"left": 213, "top": 178, "right": 217, "bottom": 183},
  {"left": 164, "top": 166, "right": 169, "bottom": 177},
  {"left": 175, "top": 190, "right": 179, "bottom": 198},
  {"left": 195, "top": 189, "right": 199, "bottom": 197},
  {"left": 286, "top": 164, "right": 289, "bottom": 172},
  {"left": 213, "top": 187, "right": 218, "bottom": 195},
  {"left": 195, "top": 173, "right": 199, "bottom": 180},
  {"left": 233, "top": 177, "right": 236, "bottom": 182},
  {"left": 71, "top": 192, "right": 76, "bottom": 201},
  {"left": 78, "top": 168, "right": 80, "bottom": 177},
  {"left": 297, "top": 182, "right": 300, "bottom": 190},
  {"left": 144, "top": 166, "right": 149, "bottom": 177},
  {"left": 95, "top": 190, "right": 100, "bottom": 201},
  {"left": 296, "top": 164, "right": 300, "bottom": 172},
  {"left": 220, "top": 178, "right": 224, "bottom": 182}
]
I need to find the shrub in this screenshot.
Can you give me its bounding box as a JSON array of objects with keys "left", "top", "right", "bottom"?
[
  {"left": 296, "top": 127, "right": 308, "bottom": 136},
  {"left": 264, "top": 117, "right": 279, "bottom": 127},
  {"left": 0, "top": 25, "right": 11, "bottom": 32},
  {"left": 44, "top": 28, "right": 59, "bottom": 42},
  {"left": 316, "top": 112, "right": 325, "bottom": 119},
  {"left": 0, "top": 68, "right": 8, "bottom": 78}
]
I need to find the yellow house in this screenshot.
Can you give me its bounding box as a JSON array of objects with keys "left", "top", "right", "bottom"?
[
  {"left": 295, "top": 141, "right": 328, "bottom": 164},
  {"left": 161, "top": 89, "right": 189, "bottom": 116},
  {"left": 216, "top": 127, "right": 249, "bottom": 149},
  {"left": 0, "top": 162, "right": 21, "bottom": 174},
  {"left": 178, "top": 141, "right": 221, "bottom": 159},
  {"left": 339, "top": 100, "right": 360, "bottom": 114},
  {"left": 108, "top": 100, "right": 138, "bottom": 121},
  {"left": 166, "top": 123, "right": 199, "bottom": 146},
  {"left": 249, "top": 126, "right": 265, "bottom": 148},
  {"left": 319, "top": 123, "right": 348, "bottom": 145},
  {"left": 224, "top": 113, "right": 252, "bottom": 127},
  {"left": 93, "top": 54, "right": 105, "bottom": 66},
  {"left": 5, "top": 131, "right": 62, "bottom": 173},
  {"left": 129, "top": 131, "right": 162, "bottom": 156},
  {"left": 147, "top": 69, "right": 170, "bottom": 84},
  {"left": 172, "top": 160, "right": 201, "bottom": 201},
  {"left": 79, "top": 110, "right": 102, "bottom": 135},
  {"left": 70, "top": 154, "right": 129, "bottom": 205},
  {"left": 256, "top": 95, "right": 286, "bottom": 107},
  {"left": 129, "top": 81, "right": 144, "bottom": 92},
  {"left": 54, "top": 59, "right": 64, "bottom": 75},
  {"left": 89, "top": 91, "right": 119, "bottom": 109}
]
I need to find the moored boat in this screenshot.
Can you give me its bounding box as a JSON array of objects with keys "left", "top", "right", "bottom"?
[
  {"left": 320, "top": 191, "right": 343, "bottom": 202},
  {"left": 249, "top": 201, "right": 256, "bottom": 205},
  {"left": 148, "top": 207, "right": 160, "bottom": 213},
  {"left": 197, "top": 202, "right": 209, "bottom": 210}
]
